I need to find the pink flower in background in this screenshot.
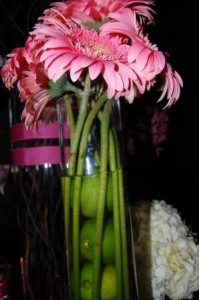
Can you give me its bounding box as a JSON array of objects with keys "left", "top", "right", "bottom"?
[{"left": 151, "top": 108, "right": 170, "bottom": 157}]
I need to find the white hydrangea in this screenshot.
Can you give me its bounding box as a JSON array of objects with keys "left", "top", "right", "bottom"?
[{"left": 151, "top": 200, "right": 199, "bottom": 300}]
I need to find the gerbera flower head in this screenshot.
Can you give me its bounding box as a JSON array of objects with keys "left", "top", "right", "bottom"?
[
  {"left": 43, "top": 0, "right": 155, "bottom": 25},
  {"left": 1, "top": 47, "right": 29, "bottom": 90},
  {"left": 34, "top": 18, "right": 140, "bottom": 100}
]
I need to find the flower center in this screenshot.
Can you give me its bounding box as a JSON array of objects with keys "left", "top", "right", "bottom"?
[{"left": 71, "top": 27, "right": 127, "bottom": 61}]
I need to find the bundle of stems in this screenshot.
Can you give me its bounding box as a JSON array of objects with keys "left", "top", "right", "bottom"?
[{"left": 60, "top": 77, "right": 132, "bottom": 300}]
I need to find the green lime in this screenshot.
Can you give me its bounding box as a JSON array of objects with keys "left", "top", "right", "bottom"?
[
  {"left": 80, "top": 263, "right": 92, "bottom": 300},
  {"left": 80, "top": 263, "right": 116, "bottom": 300},
  {"left": 80, "top": 173, "right": 113, "bottom": 217},
  {"left": 101, "top": 264, "right": 116, "bottom": 300},
  {"left": 80, "top": 217, "right": 115, "bottom": 263}
]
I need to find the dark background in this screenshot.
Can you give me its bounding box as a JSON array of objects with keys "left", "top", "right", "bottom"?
[
  {"left": 0, "top": 0, "right": 199, "bottom": 298},
  {"left": 155, "top": 0, "right": 199, "bottom": 239},
  {"left": 125, "top": 0, "right": 199, "bottom": 235}
]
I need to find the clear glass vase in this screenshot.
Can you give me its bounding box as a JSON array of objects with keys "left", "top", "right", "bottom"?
[
  {"left": 10, "top": 121, "right": 70, "bottom": 300},
  {"left": 57, "top": 92, "right": 138, "bottom": 300}
]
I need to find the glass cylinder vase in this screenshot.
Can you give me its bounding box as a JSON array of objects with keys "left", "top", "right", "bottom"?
[
  {"left": 57, "top": 92, "right": 138, "bottom": 300},
  {"left": 10, "top": 121, "right": 70, "bottom": 300}
]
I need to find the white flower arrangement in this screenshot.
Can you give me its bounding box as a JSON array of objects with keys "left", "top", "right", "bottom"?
[{"left": 132, "top": 199, "right": 199, "bottom": 300}]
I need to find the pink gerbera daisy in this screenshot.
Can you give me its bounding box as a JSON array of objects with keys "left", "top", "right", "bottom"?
[
  {"left": 1, "top": 47, "right": 29, "bottom": 89},
  {"left": 101, "top": 8, "right": 183, "bottom": 105},
  {"left": 43, "top": 0, "right": 154, "bottom": 25},
  {"left": 32, "top": 18, "right": 142, "bottom": 100},
  {"left": 18, "top": 64, "right": 50, "bottom": 126}
]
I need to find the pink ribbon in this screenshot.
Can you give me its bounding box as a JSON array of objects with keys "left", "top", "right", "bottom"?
[
  {"left": 11, "top": 122, "right": 70, "bottom": 166},
  {"left": 11, "top": 121, "right": 69, "bottom": 141}
]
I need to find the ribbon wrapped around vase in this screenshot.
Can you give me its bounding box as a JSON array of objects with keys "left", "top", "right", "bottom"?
[{"left": 10, "top": 121, "right": 70, "bottom": 300}]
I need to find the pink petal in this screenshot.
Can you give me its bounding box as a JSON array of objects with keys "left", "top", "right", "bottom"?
[
  {"left": 128, "top": 41, "right": 145, "bottom": 63},
  {"left": 103, "top": 62, "right": 117, "bottom": 90},
  {"left": 114, "top": 70, "right": 124, "bottom": 91},
  {"left": 88, "top": 62, "right": 103, "bottom": 80}
]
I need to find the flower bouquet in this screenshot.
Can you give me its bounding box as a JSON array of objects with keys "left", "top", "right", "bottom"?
[{"left": 1, "top": 0, "right": 182, "bottom": 299}]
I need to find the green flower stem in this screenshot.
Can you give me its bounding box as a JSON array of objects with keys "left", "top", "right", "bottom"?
[
  {"left": 61, "top": 176, "right": 73, "bottom": 299},
  {"left": 71, "top": 94, "right": 107, "bottom": 300},
  {"left": 59, "top": 97, "right": 75, "bottom": 299},
  {"left": 118, "top": 168, "right": 131, "bottom": 300},
  {"left": 76, "top": 93, "right": 107, "bottom": 175},
  {"left": 63, "top": 97, "right": 75, "bottom": 144},
  {"left": 61, "top": 98, "right": 75, "bottom": 257},
  {"left": 72, "top": 175, "right": 82, "bottom": 300},
  {"left": 112, "top": 121, "right": 131, "bottom": 300},
  {"left": 68, "top": 75, "right": 91, "bottom": 176},
  {"left": 92, "top": 100, "right": 111, "bottom": 300},
  {"left": 109, "top": 129, "right": 123, "bottom": 300}
]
